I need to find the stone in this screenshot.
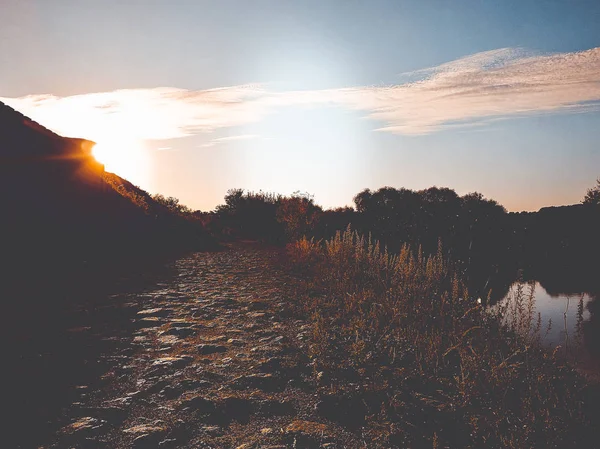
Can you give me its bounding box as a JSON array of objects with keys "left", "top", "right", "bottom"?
[
  {"left": 151, "top": 356, "right": 193, "bottom": 369},
  {"left": 132, "top": 433, "right": 164, "bottom": 449},
  {"left": 77, "top": 406, "right": 128, "bottom": 424},
  {"left": 123, "top": 424, "right": 168, "bottom": 435},
  {"left": 201, "top": 426, "right": 223, "bottom": 436},
  {"left": 157, "top": 335, "right": 181, "bottom": 346},
  {"left": 137, "top": 308, "right": 169, "bottom": 317},
  {"left": 135, "top": 317, "right": 168, "bottom": 328},
  {"left": 163, "top": 327, "right": 196, "bottom": 338},
  {"left": 60, "top": 417, "right": 104, "bottom": 435},
  {"left": 253, "top": 357, "right": 282, "bottom": 373},
  {"left": 179, "top": 396, "right": 216, "bottom": 414},
  {"left": 197, "top": 344, "right": 227, "bottom": 355}
]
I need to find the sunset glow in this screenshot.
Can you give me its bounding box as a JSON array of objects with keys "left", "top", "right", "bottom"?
[{"left": 92, "top": 138, "right": 150, "bottom": 188}]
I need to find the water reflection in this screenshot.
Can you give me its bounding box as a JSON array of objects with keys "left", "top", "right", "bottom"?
[
  {"left": 500, "top": 280, "right": 599, "bottom": 369},
  {"left": 503, "top": 282, "right": 592, "bottom": 345}
]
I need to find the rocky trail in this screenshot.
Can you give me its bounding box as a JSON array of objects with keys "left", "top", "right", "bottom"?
[{"left": 19, "top": 244, "right": 361, "bottom": 449}]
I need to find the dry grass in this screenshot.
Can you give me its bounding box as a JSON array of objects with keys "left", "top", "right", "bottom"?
[{"left": 288, "top": 226, "right": 594, "bottom": 448}]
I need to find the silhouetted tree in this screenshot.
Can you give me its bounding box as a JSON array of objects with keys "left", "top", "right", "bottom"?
[
  {"left": 276, "top": 192, "right": 322, "bottom": 240},
  {"left": 215, "top": 189, "right": 283, "bottom": 242},
  {"left": 583, "top": 178, "right": 600, "bottom": 206},
  {"left": 152, "top": 193, "right": 192, "bottom": 214}
]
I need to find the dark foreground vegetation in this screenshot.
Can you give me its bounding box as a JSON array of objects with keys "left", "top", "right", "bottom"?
[{"left": 287, "top": 228, "right": 598, "bottom": 448}]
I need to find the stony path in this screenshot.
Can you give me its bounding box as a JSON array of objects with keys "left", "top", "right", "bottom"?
[{"left": 43, "top": 244, "right": 359, "bottom": 449}]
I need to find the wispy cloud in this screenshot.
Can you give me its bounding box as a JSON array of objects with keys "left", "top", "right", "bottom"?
[
  {"left": 328, "top": 46, "right": 600, "bottom": 134},
  {"left": 0, "top": 85, "right": 268, "bottom": 142},
  {"left": 2, "top": 46, "right": 600, "bottom": 138},
  {"left": 199, "top": 134, "right": 262, "bottom": 148}
]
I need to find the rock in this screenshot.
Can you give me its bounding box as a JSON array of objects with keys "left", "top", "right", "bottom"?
[
  {"left": 124, "top": 423, "right": 168, "bottom": 448},
  {"left": 261, "top": 428, "right": 274, "bottom": 435},
  {"left": 60, "top": 417, "right": 104, "bottom": 435},
  {"left": 151, "top": 356, "right": 193, "bottom": 369},
  {"left": 205, "top": 335, "right": 228, "bottom": 342},
  {"left": 106, "top": 396, "right": 134, "bottom": 407},
  {"left": 163, "top": 327, "right": 196, "bottom": 338},
  {"left": 157, "top": 335, "right": 181, "bottom": 346},
  {"left": 253, "top": 357, "right": 282, "bottom": 373},
  {"left": 201, "top": 426, "right": 223, "bottom": 436},
  {"left": 136, "top": 380, "right": 170, "bottom": 399},
  {"left": 227, "top": 338, "right": 245, "bottom": 346},
  {"left": 132, "top": 433, "right": 163, "bottom": 449},
  {"left": 124, "top": 424, "right": 168, "bottom": 435},
  {"left": 77, "top": 406, "right": 128, "bottom": 424},
  {"left": 197, "top": 344, "right": 227, "bottom": 355},
  {"left": 159, "top": 384, "right": 184, "bottom": 399},
  {"left": 179, "top": 396, "right": 216, "bottom": 414},
  {"left": 137, "top": 308, "right": 169, "bottom": 317},
  {"left": 135, "top": 317, "right": 168, "bottom": 328}
]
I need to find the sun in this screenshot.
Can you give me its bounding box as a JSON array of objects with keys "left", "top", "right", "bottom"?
[{"left": 92, "top": 138, "right": 150, "bottom": 187}]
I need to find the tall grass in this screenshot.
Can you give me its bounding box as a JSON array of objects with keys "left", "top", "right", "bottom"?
[{"left": 289, "top": 226, "right": 592, "bottom": 448}]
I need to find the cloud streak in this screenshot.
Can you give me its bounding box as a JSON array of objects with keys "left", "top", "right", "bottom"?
[
  {"left": 1, "top": 85, "right": 268, "bottom": 142},
  {"left": 2, "top": 46, "right": 600, "bottom": 139},
  {"left": 199, "top": 134, "right": 262, "bottom": 148},
  {"left": 337, "top": 46, "right": 600, "bottom": 134}
]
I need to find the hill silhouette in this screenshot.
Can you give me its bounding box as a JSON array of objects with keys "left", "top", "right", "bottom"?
[{"left": 0, "top": 101, "right": 211, "bottom": 298}]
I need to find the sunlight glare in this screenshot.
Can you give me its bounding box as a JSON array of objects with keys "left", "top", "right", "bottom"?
[{"left": 92, "top": 138, "right": 150, "bottom": 188}]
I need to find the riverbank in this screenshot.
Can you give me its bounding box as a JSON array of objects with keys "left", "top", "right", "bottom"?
[{"left": 287, "top": 229, "right": 600, "bottom": 448}]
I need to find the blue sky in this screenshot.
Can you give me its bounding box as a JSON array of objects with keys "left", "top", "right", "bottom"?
[{"left": 2, "top": 0, "right": 600, "bottom": 211}]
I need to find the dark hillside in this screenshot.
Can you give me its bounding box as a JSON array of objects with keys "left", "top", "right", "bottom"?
[{"left": 0, "top": 101, "right": 211, "bottom": 298}]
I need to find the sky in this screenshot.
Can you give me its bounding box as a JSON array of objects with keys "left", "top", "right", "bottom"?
[{"left": 2, "top": 0, "right": 600, "bottom": 212}]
